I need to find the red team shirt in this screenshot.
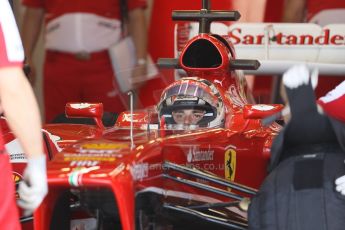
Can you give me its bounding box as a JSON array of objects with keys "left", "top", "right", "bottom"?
[
  {"left": 306, "top": 0, "right": 345, "bottom": 21},
  {"left": 22, "top": 0, "right": 147, "bottom": 22},
  {"left": 306, "top": 0, "right": 345, "bottom": 97},
  {"left": 0, "top": 0, "right": 24, "bottom": 135},
  {"left": 0, "top": 24, "right": 19, "bottom": 67},
  {"left": 21, "top": 0, "right": 147, "bottom": 122},
  {"left": 0, "top": 21, "right": 24, "bottom": 67},
  {"left": 318, "top": 81, "right": 345, "bottom": 123},
  {"left": 0, "top": 1, "right": 24, "bottom": 229}
]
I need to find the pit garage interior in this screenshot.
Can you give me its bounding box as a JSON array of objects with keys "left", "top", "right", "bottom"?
[{"left": 4, "top": 0, "right": 345, "bottom": 229}]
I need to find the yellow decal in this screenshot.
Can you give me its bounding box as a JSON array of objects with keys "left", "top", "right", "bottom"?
[
  {"left": 72, "top": 167, "right": 87, "bottom": 172},
  {"left": 225, "top": 149, "right": 236, "bottom": 181},
  {"left": 64, "top": 156, "right": 116, "bottom": 162},
  {"left": 13, "top": 172, "right": 22, "bottom": 199},
  {"left": 13, "top": 173, "right": 21, "bottom": 183},
  {"left": 81, "top": 143, "right": 128, "bottom": 150}
]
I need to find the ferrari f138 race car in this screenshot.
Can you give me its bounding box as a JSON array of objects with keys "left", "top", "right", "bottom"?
[{"left": 8, "top": 1, "right": 288, "bottom": 229}]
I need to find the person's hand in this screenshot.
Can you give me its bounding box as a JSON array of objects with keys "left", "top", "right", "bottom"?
[
  {"left": 282, "top": 64, "right": 318, "bottom": 90},
  {"left": 283, "top": 64, "right": 310, "bottom": 90},
  {"left": 17, "top": 155, "right": 48, "bottom": 216},
  {"left": 335, "top": 174, "right": 345, "bottom": 196},
  {"left": 281, "top": 65, "right": 319, "bottom": 123}
]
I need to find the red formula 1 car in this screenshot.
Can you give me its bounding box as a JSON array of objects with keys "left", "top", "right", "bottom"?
[{"left": 9, "top": 1, "right": 286, "bottom": 229}]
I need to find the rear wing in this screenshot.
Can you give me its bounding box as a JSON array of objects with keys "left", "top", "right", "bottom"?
[{"left": 174, "top": 22, "right": 345, "bottom": 75}]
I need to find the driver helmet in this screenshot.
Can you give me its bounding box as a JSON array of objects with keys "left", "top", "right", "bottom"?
[{"left": 157, "top": 78, "right": 225, "bottom": 130}]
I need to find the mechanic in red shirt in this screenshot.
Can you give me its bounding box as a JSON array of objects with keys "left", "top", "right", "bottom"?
[
  {"left": 318, "top": 80, "right": 345, "bottom": 196},
  {"left": 282, "top": 0, "right": 345, "bottom": 98},
  {"left": 0, "top": 1, "right": 47, "bottom": 228},
  {"left": 21, "top": 0, "right": 148, "bottom": 122}
]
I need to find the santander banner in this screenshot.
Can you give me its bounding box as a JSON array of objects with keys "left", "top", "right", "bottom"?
[{"left": 175, "top": 23, "right": 345, "bottom": 64}]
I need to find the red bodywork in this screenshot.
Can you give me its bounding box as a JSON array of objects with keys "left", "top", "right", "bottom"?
[
  {"left": 36, "top": 37, "right": 281, "bottom": 229},
  {"left": 7, "top": 5, "right": 284, "bottom": 230}
]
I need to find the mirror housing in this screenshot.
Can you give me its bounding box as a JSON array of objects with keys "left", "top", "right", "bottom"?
[
  {"left": 243, "top": 104, "right": 284, "bottom": 119},
  {"left": 65, "top": 103, "right": 104, "bottom": 129}
]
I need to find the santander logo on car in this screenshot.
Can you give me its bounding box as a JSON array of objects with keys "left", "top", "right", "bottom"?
[
  {"left": 175, "top": 22, "right": 345, "bottom": 64},
  {"left": 228, "top": 27, "right": 345, "bottom": 46},
  {"left": 226, "top": 23, "right": 345, "bottom": 63}
]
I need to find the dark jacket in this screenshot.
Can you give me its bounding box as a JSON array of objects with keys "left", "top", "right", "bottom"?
[{"left": 249, "top": 81, "right": 345, "bottom": 230}]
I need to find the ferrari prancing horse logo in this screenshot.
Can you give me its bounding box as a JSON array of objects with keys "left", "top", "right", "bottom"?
[{"left": 225, "top": 149, "right": 236, "bottom": 181}]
